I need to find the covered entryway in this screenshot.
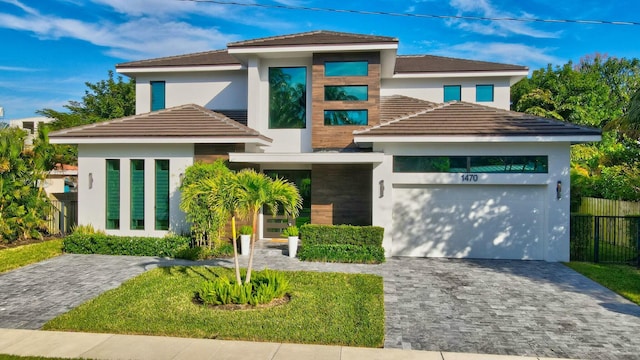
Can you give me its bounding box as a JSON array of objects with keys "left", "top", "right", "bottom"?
[{"left": 391, "top": 184, "right": 546, "bottom": 259}]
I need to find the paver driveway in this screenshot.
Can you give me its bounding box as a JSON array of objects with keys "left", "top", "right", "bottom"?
[{"left": 2, "top": 250, "right": 640, "bottom": 359}]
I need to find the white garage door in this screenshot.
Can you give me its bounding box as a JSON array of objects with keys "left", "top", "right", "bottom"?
[{"left": 392, "top": 185, "right": 546, "bottom": 259}]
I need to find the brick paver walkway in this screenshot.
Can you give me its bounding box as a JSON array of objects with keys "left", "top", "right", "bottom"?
[{"left": 2, "top": 248, "right": 640, "bottom": 359}]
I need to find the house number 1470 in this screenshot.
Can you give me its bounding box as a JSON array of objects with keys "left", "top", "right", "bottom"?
[{"left": 461, "top": 174, "right": 478, "bottom": 182}]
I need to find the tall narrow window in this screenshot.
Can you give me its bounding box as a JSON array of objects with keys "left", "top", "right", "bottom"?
[
  {"left": 130, "top": 160, "right": 145, "bottom": 230},
  {"left": 105, "top": 159, "right": 120, "bottom": 230},
  {"left": 155, "top": 160, "right": 169, "bottom": 230},
  {"left": 444, "top": 85, "right": 461, "bottom": 102},
  {"left": 150, "top": 81, "right": 165, "bottom": 111},
  {"left": 476, "top": 84, "right": 494, "bottom": 102},
  {"left": 269, "top": 67, "right": 306, "bottom": 129}
]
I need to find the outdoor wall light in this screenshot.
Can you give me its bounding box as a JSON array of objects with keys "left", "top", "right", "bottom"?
[
  {"left": 179, "top": 172, "right": 184, "bottom": 185},
  {"left": 556, "top": 180, "right": 562, "bottom": 200},
  {"left": 379, "top": 180, "right": 385, "bottom": 198},
  {"left": 88, "top": 173, "right": 93, "bottom": 190}
]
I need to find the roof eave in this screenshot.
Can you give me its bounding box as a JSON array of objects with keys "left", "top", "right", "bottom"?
[
  {"left": 116, "top": 64, "right": 245, "bottom": 75},
  {"left": 392, "top": 70, "right": 529, "bottom": 79},
  {"left": 228, "top": 43, "right": 398, "bottom": 55},
  {"left": 353, "top": 135, "right": 603, "bottom": 143},
  {"left": 49, "top": 136, "right": 272, "bottom": 146}
]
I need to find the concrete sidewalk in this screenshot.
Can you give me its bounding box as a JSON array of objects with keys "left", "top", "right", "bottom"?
[{"left": 0, "top": 329, "right": 575, "bottom": 360}]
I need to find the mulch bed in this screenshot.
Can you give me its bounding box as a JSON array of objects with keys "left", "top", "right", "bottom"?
[
  {"left": 194, "top": 294, "right": 291, "bottom": 311},
  {"left": 0, "top": 235, "right": 62, "bottom": 250}
]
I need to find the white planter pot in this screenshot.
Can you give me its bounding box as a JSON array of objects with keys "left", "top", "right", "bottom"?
[
  {"left": 240, "top": 234, "right": 251, "bottom": 256},
  {"left": 288, "top": 236, "right": 299, "bottom": 258}
]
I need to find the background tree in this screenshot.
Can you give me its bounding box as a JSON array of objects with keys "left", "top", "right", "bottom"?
[{"left": 512, "top": 54, "right": 640, "bottom": 205}]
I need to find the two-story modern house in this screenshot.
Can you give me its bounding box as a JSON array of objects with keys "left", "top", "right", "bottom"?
[{"left": 49, "top": 30, "right": 600, "bottom": 261}]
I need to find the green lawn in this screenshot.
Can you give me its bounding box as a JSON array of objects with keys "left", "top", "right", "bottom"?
[
  {"left": 0, "top": 239, "right": 64, "bottom": 274},
  {"left": 44, "top": 266, "right": 385, "bottom": 347},
  {"left": 565, "top": 262, "right": 640, "bottom": 304}
]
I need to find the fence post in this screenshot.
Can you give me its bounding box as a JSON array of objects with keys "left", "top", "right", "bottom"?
[
  {"left": 594, "top": 216, "right": 600, "bottom": 263},
  {"left": 636, "top": 217, "right": 640, "bottom": 268}
]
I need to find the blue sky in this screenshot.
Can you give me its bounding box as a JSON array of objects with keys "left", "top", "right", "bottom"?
[{"left": 1, "top": 0, "right": 639, "bottom": 120}]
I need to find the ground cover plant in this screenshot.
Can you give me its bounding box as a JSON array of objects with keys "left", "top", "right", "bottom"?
[
  {"left": 566, "top": 262, "right": 640, "bottom": 304},
  {"left": 0, "top": 239, "right": 63, "bottom": 273},
  {"left": 44, "top": 266, "right": 384, "bottom": 347}
]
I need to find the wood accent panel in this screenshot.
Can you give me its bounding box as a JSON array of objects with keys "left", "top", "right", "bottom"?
[
  {"left": 194, "top": 143, "right": 244, "bottom": 163},
  {"left": 312, "top": 53, "right": 381, "bottom": 150},
  {"left": 311, "top": 164, "right": 372, "bottom": 226}
]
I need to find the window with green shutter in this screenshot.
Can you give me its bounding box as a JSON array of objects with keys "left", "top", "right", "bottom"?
[
  {"left": 155, "top": 160, "right": 169, "bottom": 230},
  {"left": 151, "top": 81, "right": 165, "bottom": 111},
  {"left": 130, "top": 160, "right": 145, "bottom": 230},
  {"left": 105, "top": 159, "right": 120, "bottom": 229}
]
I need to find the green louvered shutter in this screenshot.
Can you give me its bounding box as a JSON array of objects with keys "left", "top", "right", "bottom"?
[
  {"left": 130, "top": 160, "right": 145, "bottom": 230},
  {"left": 150, "top": 81, "right": 165, "bottom": 111},
  {"left": 105, "top": 159, "right": 120, "bottom": 229},
  {"left": 155, "top": 160, "right": 169, "bottom": 230}
]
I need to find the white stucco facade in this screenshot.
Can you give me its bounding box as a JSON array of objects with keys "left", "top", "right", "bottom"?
[
  {"left": 370, "top": 142, "right": 571, "bottom": 261},
  {"left": 77, "top": 144, "right": 193, "bottom": 237}
]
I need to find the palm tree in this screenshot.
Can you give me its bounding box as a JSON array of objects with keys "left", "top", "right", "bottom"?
[
  {"left": 236, "top": 169, "right": 302, "bottom": 283},
  {"left": 606, "top": 88, "right": 640, "bottom": 138}
]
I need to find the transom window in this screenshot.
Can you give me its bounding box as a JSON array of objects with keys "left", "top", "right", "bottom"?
[
  {"left": 324, "top": 110, "right": 368, "bottom": 126},
  {"left": 324, "top": 85, "right": 368, "bottom": 101},
  {"left": 269, "top": 67, "right": 307, "bottom": 129},
  {"left": 324, "top": 61, "right": 368, "bottom": 76},
  {"left": 393, "top": 156, "right": 548, "bottom": 173}
]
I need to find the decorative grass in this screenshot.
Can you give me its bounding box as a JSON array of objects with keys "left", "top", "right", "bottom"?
[
  {"left": 565, "top": 262, "right": 640, "bottom": 304},
  {"left": 0, "top": 239, "right": 63, "bottom": 274},
  {"left": 44, "top": 267, "right": 384, "bottom": 347},
  {"left": 0, "top": 355, "right": 87, "bottom": 360}
]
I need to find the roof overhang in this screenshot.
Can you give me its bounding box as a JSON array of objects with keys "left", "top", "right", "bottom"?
[
  {"left": 228, "top": 43, "right": 398, "bottom": 55},
  {"left": 392, "top": 70, "right": 529, "bottom": 85},
  {"left": 353, "top": 135, "right": 602, "bottom": 144},
  {"left": 229, "top": 152, "right": 384, "bottom": 164},
  {"left": 116, "top": 64, "right": 245, "bottom": 75},
  {"left": 50, "top": 136, "right": 272, "bottom": 146}
]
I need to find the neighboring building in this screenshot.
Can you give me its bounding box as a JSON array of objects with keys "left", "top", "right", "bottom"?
[
  {"left": 49, "top": 31, "right": 601, "bottom": 261},
  {"left": 10, "top": 116, "right": 54, "bottom": 147}
]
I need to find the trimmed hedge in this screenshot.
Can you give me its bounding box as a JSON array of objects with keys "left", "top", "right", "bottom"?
[
  {"left": 63, "top": 233, "right": 190, "bottom": 257},
  {"left": 298, "top": 244, "right": 385, "bottom": 264},
  {"left": 300, "top": 224, "right": 383, "bottom": 246}
]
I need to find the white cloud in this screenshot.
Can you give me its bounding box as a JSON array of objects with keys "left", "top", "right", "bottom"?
[
  {"left": 0, "top": 65, "right": 40, "bottom": 72},
  {"left": 447, "top": 0, "right": 560, "bottom": 38},
  {"left": 431, "top": 42, "right": 562, "bottom": 69}
]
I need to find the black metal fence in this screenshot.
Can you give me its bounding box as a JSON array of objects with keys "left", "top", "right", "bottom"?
[
  {"left": 47, "top": 199, "right": 78, "bottom": 235},
  {"left": 570, "top": 214, "right": 640, "bottom": 266}
]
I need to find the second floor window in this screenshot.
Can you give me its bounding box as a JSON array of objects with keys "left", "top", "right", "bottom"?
[
  {"left": 150, "top": 81, "right": 165, "bottom": 111},
  {"left": 324, "top": 110, "right": 368, "bottom": 126},
  {"left": 443, "top": 85, "right": 461, "bottom": 102},
  {"left": 324, "top": 85, "right": 368, "bottom": 101},
  {"left": 476, "top": 84, "right": 494, "bottom": 102},
  {"left": 269, "top": 67, "right": 306, "bottom": 129},
  {"left": 324, "top": 61, "right": 368, "bottom": 76}
]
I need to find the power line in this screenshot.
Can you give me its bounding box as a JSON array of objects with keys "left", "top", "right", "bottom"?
[{"left": 179, "top": 0, "right": 640, "bottom": 26}]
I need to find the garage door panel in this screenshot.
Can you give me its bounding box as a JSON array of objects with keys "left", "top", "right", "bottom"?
[{"left": 392, "top": 185, "right": 545, "bottom": 259}]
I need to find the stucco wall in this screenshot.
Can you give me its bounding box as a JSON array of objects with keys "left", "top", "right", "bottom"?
[
  {"left": 77, "top": 144, "right": 193, "bottom": 237},
  {"left": 135, "top": 71, "right": 248, "bottom": 114},
  {"left": 371, "top": 142, "right": 571, "bottom": 261},
  {"left": 381, "top": 77, "right": 512, "bottom": 110}
]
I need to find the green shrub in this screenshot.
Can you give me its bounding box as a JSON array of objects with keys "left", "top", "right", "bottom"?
[
  {"left": 71, "top": 224, "right": 105, "bottom": 235},
  {"left": 175, "top": 243, "right": 234, "bottom": 260},
  {"left": 281, "top": 225, "right": 299, "bottom": 237},
  {"left": 196, "top": 269, "right": 289, "bottom": 306},
  {"left": 239, "top": 225, "right": 253, "bottom": 235},
  {"left": 63, "top": 233, "right": 189, "bottom": 257},
  {"left": 300, "top": 224, "right": 383, "bottom": 246},
  {"left": 298, "top": 244, "right": 385, "bottom": 264}
]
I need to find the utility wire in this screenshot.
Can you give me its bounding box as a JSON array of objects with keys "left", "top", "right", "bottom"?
[{"left": 179, "top": 0, "right": 640, "bottom": 26}]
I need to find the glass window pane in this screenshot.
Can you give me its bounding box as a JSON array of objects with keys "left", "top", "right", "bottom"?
[
  {"left": 269, "top": 67, "right": 307, "bottom": 129},
  {"left": 155, "top": 160, "right": 169, "bottom": 230},
  {"left": 325, "top": 61, "right": 368, "bottom": 76},
  {"left": 470, "top": 156, "right": 547, "bottom": 173},
  {"left": 325, "top": 86, "right": 368, "bottom": 101},
  {"left": 476, "top": 84, "right": 494, "bottom": 102},
  {"left": 324, "top": 110, "right": 368, "bottom": 126},
  {"left": 393, "top": 156, "right": 467, "bottom": 173},
  {"left": 130, "top": 159, "right": 145, "bottom": 230},
  {"left": 151, "top": 81, "right": 165, "bottom": 111},
  {"left": 444, "top": 85, "right": 461, "bottom": 102},
  {"left": 106, "top": 159, "right": 120, "bottom": 229}
]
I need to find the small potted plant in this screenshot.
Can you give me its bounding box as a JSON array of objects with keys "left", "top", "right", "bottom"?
[
  {"left": 282, "top": 225, "right": 299, "bottom": 258},
  {"left": 239, "top": 225, "right": 252, "bottom": 256}
]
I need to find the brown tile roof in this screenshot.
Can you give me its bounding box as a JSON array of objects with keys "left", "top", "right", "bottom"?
[
  {"left": 380, "top": 95, "right": 437, "bottom": 123},
  {"left": 116, "top": 50, "right": 241, "bottom": 69},
  {"left": 48, "top": 104, "right": 270, "bottom": 142},
  {"left": 214, "top": 110, "right": 248, "bottom": 126},
  {"left": 395, "top": 55, "right": 528, "bottom": 73},
  {"left": 228, "top": 30, "right": 398, "bottom": 48},
  {"left": 355, "top": 101, "right": 601, "bottom": 137}
]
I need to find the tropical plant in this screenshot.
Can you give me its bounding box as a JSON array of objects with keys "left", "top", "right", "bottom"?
[
  {"left": 235, "top": 168, "right": 302, "bottom": 283},
  {"left": 281, "top": 225, "right": 299, "bottom": 237},
  {"left": 196, "top": 269, "right": 289, "bottom": 306},
  {"left": 239, "top": 225, "right": 253, "bottom": 235}
]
